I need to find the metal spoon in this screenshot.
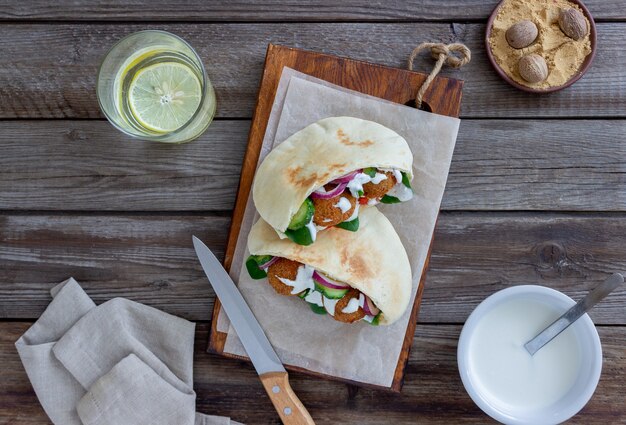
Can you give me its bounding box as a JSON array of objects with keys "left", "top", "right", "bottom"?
[{"left": 524, "top": 273, "right": 624, "bottom": 356}]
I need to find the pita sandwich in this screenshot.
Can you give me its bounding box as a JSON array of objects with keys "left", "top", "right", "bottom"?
[
  {"left": 253, "top": 116, "right": 414, "bottom": 246},
  {"left": 245, "top": 207, "right": 412, "bottom": 326}
]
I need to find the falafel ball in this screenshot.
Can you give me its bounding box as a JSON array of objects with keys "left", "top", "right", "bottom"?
[
  {"left": 267, "top": 258, "right": 304, "bottom": 296},
  {"left": 312, "top": 191, "right": 356, "bottom": 226},
  {"left": 331, "top": 288, "right": 366, "bottom": 323},
  {"left": 362, "top": 171, "right": 396, "bottom": 199}
]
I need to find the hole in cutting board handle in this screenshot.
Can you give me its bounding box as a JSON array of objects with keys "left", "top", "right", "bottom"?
[{"left": 404, "top": 99, "right": 432, "bottom": 112}]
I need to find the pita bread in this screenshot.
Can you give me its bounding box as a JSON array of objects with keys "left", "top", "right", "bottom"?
[
  {"left": 248, "top": 207, "right": 412, "bottom": 325},
  {"left": 253, "top": 116, "right": 413, "bottom": 233}
]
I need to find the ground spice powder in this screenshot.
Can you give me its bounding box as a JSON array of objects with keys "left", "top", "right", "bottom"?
[{"left": 488, "top": 0, "right": 592, "bottom": 89}]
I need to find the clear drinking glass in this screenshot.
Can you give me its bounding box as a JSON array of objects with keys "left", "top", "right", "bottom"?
[{"left": 97, "top": 30, "right": 216, "bottom": 143}]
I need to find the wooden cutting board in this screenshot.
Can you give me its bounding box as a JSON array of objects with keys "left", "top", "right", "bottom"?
[{"left": 209, "top": 43, "right": 464, "bottom": 392}]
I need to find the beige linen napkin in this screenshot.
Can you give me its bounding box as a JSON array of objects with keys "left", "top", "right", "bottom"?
[{"left": 15, "top": 278, "right": 242, "bottom": 425}]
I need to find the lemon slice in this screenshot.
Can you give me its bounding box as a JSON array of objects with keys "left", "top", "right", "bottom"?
[{"left": 129, "top": 62, "right": 202, "bottom": 133}]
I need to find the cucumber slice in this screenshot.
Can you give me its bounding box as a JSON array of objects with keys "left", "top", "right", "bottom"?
[
  {"left": 298, "top": 289, "right": 310, "bottom": 299},
  {"left": 380, "top": 195, "right": 401, "bottom": 204},
  {"left": 401, "top": 171, "right": 412, "bottom": 189},
  {"left": 335, "top": 217, "right": 359, "bottom": 232},
  {"left": 314, "top": 282, "right": 348, "bottom": 299},
  {"left": 309, "top": 303, "right": 327, "bottom": 315},
  {"left": 245, "top": 256, "right": 267, "bottom": 279},
  {"left": 250, "top": 254, "right": 273, "bottom": 265},
  {"left": 363, "top": 167, "right": 377, "bottom": 178},
  {"left": 284, "top": 226, "right": 314, "bottom": 246},
  {"left": 288, "top": 198, "right": 315, "bottom": 230}
]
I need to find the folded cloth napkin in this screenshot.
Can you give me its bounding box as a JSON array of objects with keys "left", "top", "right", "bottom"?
[{"left": 15, "top": 278, "right": 242, "bottom": 425}]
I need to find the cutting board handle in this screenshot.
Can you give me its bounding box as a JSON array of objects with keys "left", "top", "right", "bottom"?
[{"left": 260, "top": 371, "right": 315, "bottom": 424}]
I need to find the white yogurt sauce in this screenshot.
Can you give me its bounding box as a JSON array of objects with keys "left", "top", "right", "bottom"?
[
  {"left": 345, "top": 171, "right": 393, "bottom": 197},
  {"left": 334, "top": 196, "right": 352, "bottom": 213},
  {"left": 392, "top": 169, "right": 403, "bottom": 184},
  {"left": 469, "top": 297, "right": 582, "bottom": 411},
  {"left": 387, "top": 182, "right": 413, "bottom": 202},
  {"left": 278, "top": 265, "right": 315, "bottom": 295},
  {"left": 304, "top": 290, "right": 323, "bottom": 307},
  {"left": 341, "top": 297, "right": 360, "bottom": 314},
  {"left": 323, "top": 296, "right": 339, "bottom": 316},
  {"left": 304, "top": 219, "right": 317, "bottom": 242},
  {"left": 346, "top": 173, "right": 372, "bottom": 197},
  {"left": 344, "top": 168, "right": 413, "bottom": 202},
  {"left": 370, "top": 173, "right": 388, "bottom": 184},
  {"left": 379, "top": 168, "right": 413, "bottom": 201},
  {"left": 380, "top": 168, "right": 403, "bottom": 185},
  {"left": 345, "top": 202, "right": 359, "bottom": 222}
]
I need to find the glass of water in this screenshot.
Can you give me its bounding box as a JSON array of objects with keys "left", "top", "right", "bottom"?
[{"left": 97, "top": 30, "right": 216, "bottom": 143}]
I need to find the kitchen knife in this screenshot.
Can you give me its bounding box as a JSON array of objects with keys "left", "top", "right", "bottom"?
[{"left": 192, "top": 236, "right": 315, "bottom": 425}]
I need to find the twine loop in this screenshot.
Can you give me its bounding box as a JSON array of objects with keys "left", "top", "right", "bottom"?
[{"left": 408, "top": 42, "right": 471, "bottom": 109}]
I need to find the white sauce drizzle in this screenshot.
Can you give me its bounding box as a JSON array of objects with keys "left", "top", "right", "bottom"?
[
  {"left": 322, "top": 218, "right": 333, "bottom": 223},
  {"left": 269, "top": 261, "right": 373, "bottom": 320},
  {"left": 370, "top": 173, "right": 388, "bottom": 184},
  {"left": 334, "top": 197, "right": 352, "bottom": 213},
  {"left": 323, "top": 296, "right": 339, "bottom": 316},
  {"left": 345, "top": 202, "right": 360, "bottom": 222},
  {"left": 315, "top": 225, "right": 327, "bottom": 232},
  {"left": 317, "top": 169, "right": 408, "bottom": 203},
  {"left": 346, "top": 173, "right": 372, "bottom": 197},
  {"left": 304, "top": 219, "right": 317, "bottom": 242},
  {"left": 304, "top": 290, "right": 324, "bottom": 307},
  {"left": 345, "top": 169, "right": 410, "bottom": 202},
  {"left": 367, "top": 198, "right": 378, "bottom": 206},
  {"left": 278, "top": 265, "right": 315, "bottom": 295},
  {"left": 391, "top": 169, "right": 403, "bottom": 185},
  {"left": 387, "top": 182, "right": 413, "bottom": 202},
  {"left": 341, "top": 297, "right": 360, "bottom": 314}
]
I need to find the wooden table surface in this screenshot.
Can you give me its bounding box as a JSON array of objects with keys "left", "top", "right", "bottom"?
[{"left": 1, "top": 1, "right": 625, "bottom": 424}]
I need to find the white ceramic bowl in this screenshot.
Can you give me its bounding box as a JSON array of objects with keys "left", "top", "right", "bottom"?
[{"left": 458, "top": 285, "right": 602, "bottom": 425}]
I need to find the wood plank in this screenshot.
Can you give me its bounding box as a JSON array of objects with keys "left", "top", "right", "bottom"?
[
  {"left": 2, "top": 322, "right": 624, "bottom": 424},
  {"left": 446, "top": 119, "right": 626, "bottom": 211},
  {"left": 420, "top": 212, "right": 626, "bottom": 324},
  {"left": 0, "top": 1, "right": 623, "bottom": 22},
  {"left": 0, "top": 120, "right": 248, "bottom": 211},
  {"left": 0, "top": 23, "right": 624, "bottom": 119},
  {"left": 1, "top": 119, "right": 624, "bottom": 212},
  {"left": 1, "top": 212, "right": 625, "bottom": 323},
  {"left": 0, "top": 214, "right": 231, "bottom": 320}
]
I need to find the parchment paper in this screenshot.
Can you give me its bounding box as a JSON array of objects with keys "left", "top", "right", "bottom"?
[{"left": 216, "top": 67, "right": 460, "bottom": 387}]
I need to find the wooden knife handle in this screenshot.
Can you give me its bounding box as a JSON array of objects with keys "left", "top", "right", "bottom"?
[{"left": 259, "top": 371, "right": 315, "bottom": 425}]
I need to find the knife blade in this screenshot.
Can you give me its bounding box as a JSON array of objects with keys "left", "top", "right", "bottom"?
[{"left": 192, "top": 236, "right": 315, "bottom": 425}]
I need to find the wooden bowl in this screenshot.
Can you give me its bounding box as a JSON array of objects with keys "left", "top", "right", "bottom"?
[{"left": 485, "top": 0, "right": 597, "bottom": 93}]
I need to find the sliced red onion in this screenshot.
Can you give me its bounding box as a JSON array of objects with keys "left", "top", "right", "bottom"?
[
  {"left": 330, "top": 169, "right": 362, "bottom": 184},
  {"left": 258, "top": 256, "right": 279, "bottom": 270},
  {"left": 310, "top": 182, "right": 347, "bottom": 199},
  {"left": 313, "top": 271, "right": 350, "bottom": 290},
  {"left": 362, "top": 295, "right": 380, "bottom": 316}
]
